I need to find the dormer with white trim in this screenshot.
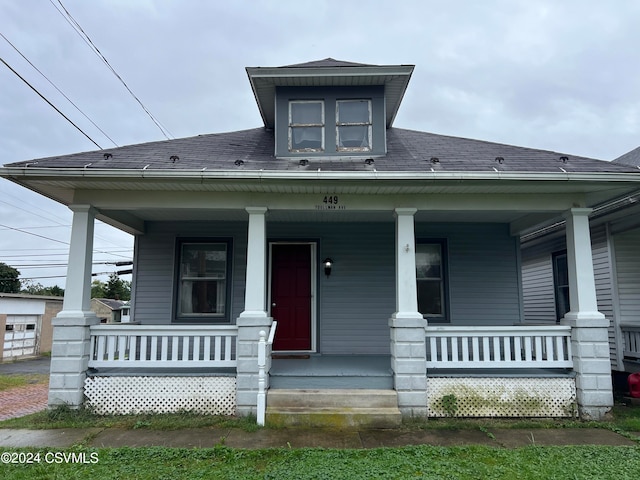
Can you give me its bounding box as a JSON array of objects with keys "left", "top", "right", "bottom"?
[{"left": 246, "top": 58, "right": 414, "bottom": 159}]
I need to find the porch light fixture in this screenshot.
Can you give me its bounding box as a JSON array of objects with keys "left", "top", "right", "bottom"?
[{"left": 323, "top": 258, "right": 333, "bottom": 277}]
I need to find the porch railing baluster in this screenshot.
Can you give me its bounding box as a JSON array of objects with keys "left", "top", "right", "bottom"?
[
  {"left": 88, "top": 325, "right": 238, "bottom": 368},
  {"left": 425, "top": 326, "right": 573, "bottom": 369}
]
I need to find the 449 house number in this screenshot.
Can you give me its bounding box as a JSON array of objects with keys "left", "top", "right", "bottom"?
[{"left": 315, "top": 195, "right": 345, "bottom": 210}]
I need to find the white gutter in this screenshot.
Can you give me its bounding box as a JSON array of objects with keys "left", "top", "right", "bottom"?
[{"left": 2, "top": 167, "right": 640, "bottom": 183}]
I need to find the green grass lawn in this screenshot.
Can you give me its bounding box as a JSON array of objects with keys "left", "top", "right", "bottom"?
[
  {"left": 1, "top": 377, "right": 638, "bottom": 479},
  {"left": 0, "top": 374, "right": 48, "bottom": 391},
  {"left": 1, "top": 444, "right": 639, "bottom": 479}
]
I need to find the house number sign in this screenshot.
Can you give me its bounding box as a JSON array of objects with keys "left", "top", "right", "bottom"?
[{"left": 315, "top": 195, "right": 346, "bottom": 210}]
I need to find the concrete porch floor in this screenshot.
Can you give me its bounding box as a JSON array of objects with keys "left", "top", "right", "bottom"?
[{"left": 269, "top": 355, "right": 393, "bottom": 389}]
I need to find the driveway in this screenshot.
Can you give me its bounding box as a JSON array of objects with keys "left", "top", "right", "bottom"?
[
  {"left": 0, "top": 356, "right": 50, "bottom": 421},
  {"left": 0, "top": 356, "right": 51, "bottom": 375}
]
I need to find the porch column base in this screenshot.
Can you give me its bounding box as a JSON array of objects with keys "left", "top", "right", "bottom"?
[
  {"left": 48, "top": 312, "right": 100, "bottom": 409},
  {"left": 561, "top": 312, "right": 613, "bottom": 420},
  {"left": 236, "top": 312, "right": 272, "bottom": 417},
  {"left": 389, "top": 313, "right": 428, "bottom": 417}
]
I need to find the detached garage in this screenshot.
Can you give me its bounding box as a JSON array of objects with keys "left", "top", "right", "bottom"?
[{"left": 0, "top": 293, "right": 62, "bottom": 361}]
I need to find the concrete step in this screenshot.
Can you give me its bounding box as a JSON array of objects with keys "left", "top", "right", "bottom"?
[
  {"left": 267, "top": 389, "right": 398, "bottom": 408},
  {"left": 266, "top": 389, "right": 402, "bottom": 428},
  {"left": 268, "top": 375, "right": 393, "bottom": 390}
]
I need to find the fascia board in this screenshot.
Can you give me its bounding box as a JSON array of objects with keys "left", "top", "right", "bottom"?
[{"left": 3, "top": 167, "right": 640, "bottom": 184}]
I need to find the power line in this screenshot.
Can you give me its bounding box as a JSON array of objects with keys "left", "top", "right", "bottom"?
[
  {"left": 0, "top": 222, "right": 69, "bottom": 246},
  {"left": 0, "top": 31, "right": 119, "bottom": 148},
  {"left": 0, "top": 197, "right": 133, "bottom": 250},
  {"left": 50, "top": 0, "right": 173, "bottom": 140},
  {"left": 0, "top": 56, "right": 102, "bottom": 149},
  {"left": 0, "top": 223, "right": 132, "bottom": 259}
]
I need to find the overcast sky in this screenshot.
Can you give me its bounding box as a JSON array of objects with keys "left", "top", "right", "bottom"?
[{"left": 1, "top": 0, "right": 639, "bottom": 288}]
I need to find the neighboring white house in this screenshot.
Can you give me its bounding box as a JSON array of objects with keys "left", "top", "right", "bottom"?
[
  {"left": 0, "top": 293, "right": 62, "bottom": 361},
  {"left": 3, "top": 59, "right": 640, "bottom": 424},
  {"left": 522, "top": 146, "right": 640, "bottom": 380}
]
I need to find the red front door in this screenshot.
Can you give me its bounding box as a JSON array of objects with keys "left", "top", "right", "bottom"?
[{"left": 271, "top": 244, "right": 312, "bottom": 351}]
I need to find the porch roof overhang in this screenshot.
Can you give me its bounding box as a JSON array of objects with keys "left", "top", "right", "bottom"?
[{"left": 3, "top": 166, "right": 640, "bottom": 236}]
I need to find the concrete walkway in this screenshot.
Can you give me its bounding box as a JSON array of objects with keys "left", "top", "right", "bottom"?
[{"left": 0, "top": 427, "right": 638, "bottom": 449}]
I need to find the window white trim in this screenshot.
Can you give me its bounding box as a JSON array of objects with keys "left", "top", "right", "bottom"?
[
  {"left": 336, "top": 99, "right": 372, "bottom": 152},
  {"left": 288, "top": 101, "right": 325, "bottom": 152}
]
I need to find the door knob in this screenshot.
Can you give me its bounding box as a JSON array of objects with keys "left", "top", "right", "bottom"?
[{"left": 272, "top": 303, "right": 276, "bottom": 307}]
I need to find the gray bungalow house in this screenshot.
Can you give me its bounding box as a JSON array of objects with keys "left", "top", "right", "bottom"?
[
  {"left": 522, "top": 146, "right": 640, "bottom": 382},
  {"left": 3, "top": 59, "right": 640, "bottom": 425}
]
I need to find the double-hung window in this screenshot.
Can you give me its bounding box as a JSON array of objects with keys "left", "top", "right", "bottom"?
[
  {"left": 177, "top": 241, "right": 230, "bottom": 322},
  {"left": 416, "top": 242, "right": 447, "bottom": 322},
  {"left": 289, "top": 101, "right": 324, "bottom": 152},
  {"left": 336, "top": 99, "right": 372, "bottom": 151}
]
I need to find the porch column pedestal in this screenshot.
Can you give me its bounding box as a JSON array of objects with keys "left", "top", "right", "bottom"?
[
  {"left": 561, "top": 208, "right": 613, "bottom": 420},
  {"left": 389, "top": 208, "right": 428, "bottom": 417},
  {"left": 236, "top": 207, "right": 272, "bottom": 417},
  {"left": 48, "top": 205, "right": 100, "bottom": 408}
]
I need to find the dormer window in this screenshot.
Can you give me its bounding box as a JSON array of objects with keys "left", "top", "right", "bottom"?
[
  {"left": 336, "top": 100, "right": 371, "bottom": 152},
  {"left": 289, "top": 101, "right": 325, "bottom": 152},
  {"left": 276, "top": 86, "right": 387, "bottom": 158},
  {"left": 248, "top": 60, "right": 413, "bottom": 159}
]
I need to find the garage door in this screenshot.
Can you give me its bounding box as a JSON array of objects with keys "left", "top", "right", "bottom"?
[{"left": 4, "top": 315, "right": 39, "bottom": 358}]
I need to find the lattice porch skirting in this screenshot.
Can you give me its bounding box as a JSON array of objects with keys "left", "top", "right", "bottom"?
[
  {"left": 427, "top": 377, "right": 577, "bottom": 417},
  {"left": 84, "top": 376, "right": 236, "bottom": 415}
]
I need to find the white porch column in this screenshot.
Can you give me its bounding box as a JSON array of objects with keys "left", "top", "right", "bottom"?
[
  {"left": 562, "top": 208, "right": 613, "bottom": 420},
  {"left": 48, "top": 205, "right": 100, "bottom": 408},
  {"left": 236, "top": 207, "right": 272, "bottom": 416},
  {"left": 389, "top": 208, "right": 428, "bottom": 417}
]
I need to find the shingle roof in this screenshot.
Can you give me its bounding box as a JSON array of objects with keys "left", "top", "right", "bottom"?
[
  {"left": 613, "top": 146, "right": 640, "bottom": 167},
  {"left": 283, "top": 58, "right": 375, "bottom": 68},
  {"left": 5, "top": 127, "right": 637, "bottom": 174},
  {"left": 94, "top": 299, "right": 125, "bottom": 310}
]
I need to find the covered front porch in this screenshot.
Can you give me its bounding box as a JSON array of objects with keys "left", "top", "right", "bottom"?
[
  {"left": 82, "top": 320, "right": 579, "bottom": 421},
  {"left": 47, "top": 185, "right": 616, "bottom": 421}
]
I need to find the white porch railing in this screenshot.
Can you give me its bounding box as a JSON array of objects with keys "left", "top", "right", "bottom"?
[
  {"left": 88, "top": 324, "right": 238, "bottom": 368},
  {"left": 621, "top": 324, "right": 640, "bottom": 361},
  {"left": 425, "top": 325, "right": 573, "bottom": 369},
  {"left": 257, "top": 321, "right": 277, "bottom": 426}
]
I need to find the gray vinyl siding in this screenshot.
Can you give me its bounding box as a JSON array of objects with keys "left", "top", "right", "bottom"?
[
  {"left": 416, "top": 223, "right": 522, "bottom": 326},
  {"left": 132, "top": 221, "right": 248, "bottom": 325},
  {"left": 521, "top": 254, "right": 556, "bottom": 324},
  {"left": 132, "top": 220, "right": 522, "bottom": 354},
  {"left": 268, "top": 221, "right": 395, "bottom": 355},
  {"left": 614, "top": 228, "right": 640, "bottom": 326},
  {"left": 521, "top": 225, "right": 619, "bottom": 367},
  {"left": 591, "top": 226, "right": 616, "bottom": 366}
]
